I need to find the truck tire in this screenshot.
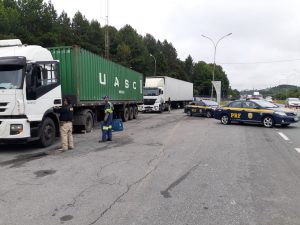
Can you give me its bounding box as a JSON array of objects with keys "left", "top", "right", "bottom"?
[
  {"left": 122, "top": 107, "right": 129, "bottom": 122},
  {"left": 187, "top": 110, "right": 192, "bottom": 116},
  {"left": 129, "top": 106, "right": 134, "bottom": 120},
  {"left": 39, "top": 117, "right": 56, "bottom": 147},
  {"left": 84, "top": 111, "right": 93, "bottom": 132},
  {"left": 133, "top": 106, "right": 138, "bottom": 119}
]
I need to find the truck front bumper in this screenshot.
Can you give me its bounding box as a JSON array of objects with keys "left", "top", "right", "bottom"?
[
  {"left": 142, "top": 105, "right": 160, "bottom": 112},
  {"left": 0, "top": 118, "right": 31, "bottom": 140}
]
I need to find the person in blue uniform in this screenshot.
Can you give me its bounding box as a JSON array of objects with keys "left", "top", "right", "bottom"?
[{"left": 100, "top": 96, "right": 114, "bottom": 142}]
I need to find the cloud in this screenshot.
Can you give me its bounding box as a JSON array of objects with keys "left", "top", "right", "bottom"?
[{"left": 48, "top": 0, "right": 300, "bottom": 90}]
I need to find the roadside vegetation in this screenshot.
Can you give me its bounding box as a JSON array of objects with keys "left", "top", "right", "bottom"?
[{"left": 0, "top": 0, "right": 239, "bottom": 97}]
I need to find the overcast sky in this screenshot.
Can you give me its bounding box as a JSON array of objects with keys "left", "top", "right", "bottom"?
[{"left": 49, "top": 0, "right": 300, "bottom": 90}]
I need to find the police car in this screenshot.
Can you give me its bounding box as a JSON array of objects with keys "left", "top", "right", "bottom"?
[
  {"left": 214, "top": 99, "right": 299, "bottom": 127},
  {"left": 184, "top": 100, "right": 219, "bottom": 118}
]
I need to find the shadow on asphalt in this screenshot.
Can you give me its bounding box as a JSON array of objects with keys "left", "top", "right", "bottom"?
[{"left": 0, "top": 138, "right": 60, "bottom": 154}]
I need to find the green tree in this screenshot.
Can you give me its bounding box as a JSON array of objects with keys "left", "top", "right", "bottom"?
[
  {"left": 184, "top": 55, "right": 194, "bottom": 81},
  {"left": 57, "top": 11, "right": 73, "bottom": 45},
  {"left": 72, "top": 11, "right": 90, "bottom": 46}
]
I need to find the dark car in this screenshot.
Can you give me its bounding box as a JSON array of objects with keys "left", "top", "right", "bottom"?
[
  {"left": 184, "top": 100, "right": 219, "bottom": 118},
  {"left": 214, "top": 99, "right": 299, "bottom": 127}
]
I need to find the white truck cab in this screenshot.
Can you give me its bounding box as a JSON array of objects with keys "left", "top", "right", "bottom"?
[
  {"left": 140, "top": 76, "right": 193, "bottom": 113},
  {"left": 142, "top": 86, "right": 166, "bottom": 112},
  {"left": 0, "top": 39, "right": 61, "bottom": 146}
]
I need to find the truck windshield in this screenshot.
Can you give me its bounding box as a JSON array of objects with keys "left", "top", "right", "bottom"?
[
  {"left": 144, "top": 88, "right": 159, "bottom": 96},
  {"left": 0, "top": 66, "right": 23, "bottom": 89}
]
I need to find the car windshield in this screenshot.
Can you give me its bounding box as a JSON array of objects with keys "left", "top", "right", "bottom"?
[
  {"left": 0, "top": 65, "right": 23, "bottom": 89},
  {"left": 288, "top": 98, "right": 300, "bottom": 102},
  {"left": 252, "top": 100, "right": 278, "bottom": 108},
  {"left": 202, "top": 100, "right": 218, "bottom": 106},
  {"left": 143, "top": 88, "right": 159, "bottom": 96}
]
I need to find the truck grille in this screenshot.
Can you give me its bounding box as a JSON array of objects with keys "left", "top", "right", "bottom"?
[
  {"left": 0, "top": 102, "right": 8, "bottom": 106},
  {"left": 143, "top": 99, "right": 156, "bottom": 105}
]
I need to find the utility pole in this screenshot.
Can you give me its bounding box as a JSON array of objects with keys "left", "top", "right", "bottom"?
[
  {"left": 201, "top": 33, "right": 232, "bottom": 100},
  {"left": 104, "top": 0, "right": 109, "bottom": 59},
  {"left": 150, "top": 54, "right": 156, "bottom": 76}
]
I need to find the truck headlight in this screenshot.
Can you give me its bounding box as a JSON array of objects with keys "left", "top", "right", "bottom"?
[
  {"left": 274, "top": 112, "right": 286, "bottom": 116},
  {"left": 10, "top": 124, "right": 23, "bottom": 135}
]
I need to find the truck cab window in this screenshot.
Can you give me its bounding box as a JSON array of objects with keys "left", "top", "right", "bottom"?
[
  {"left": 26, "top": 62, "right": 60, "bottom": 100},
  {"left": 0, "top": 65, "right": 23, "bottom": 89}
]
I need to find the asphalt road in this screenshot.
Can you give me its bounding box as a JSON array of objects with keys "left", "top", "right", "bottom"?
[{"left": 0, "top": 110, "right": 300, "bottom": 225}]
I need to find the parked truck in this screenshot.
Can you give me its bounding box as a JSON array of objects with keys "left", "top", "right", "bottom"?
[
  {"left": 140, "top": 76, "right": 193, "bottom": 112},
  {"left": 0, "top": 39, "right": 143, "bottom": 147}
]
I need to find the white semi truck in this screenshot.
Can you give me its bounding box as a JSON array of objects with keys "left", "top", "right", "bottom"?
[
  {"left": 0, "top": 39, "right": 62, "bottom": 147},
  {"left": 0, "top": 39, "right": 143, "bottom": 147},
  {"left": 140, "top": 76, "right": 193, "bottom": 112}
]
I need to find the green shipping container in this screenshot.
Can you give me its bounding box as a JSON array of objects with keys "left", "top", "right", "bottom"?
[{"left": 48, "top": 46, "right": 143, "bottom": 104}]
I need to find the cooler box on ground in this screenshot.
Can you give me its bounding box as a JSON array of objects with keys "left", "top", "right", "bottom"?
[{"left": 112, "top": 119, "right": 124, "bottom": 132}]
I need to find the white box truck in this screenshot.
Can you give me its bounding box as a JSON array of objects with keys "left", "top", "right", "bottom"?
[{"left": 140, "top": 76, "right": 193, "bottom": 112}]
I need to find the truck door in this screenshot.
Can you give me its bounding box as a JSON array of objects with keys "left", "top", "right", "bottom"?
[{"left": 26, "top": 62, "right": 61, "bottom": 119}]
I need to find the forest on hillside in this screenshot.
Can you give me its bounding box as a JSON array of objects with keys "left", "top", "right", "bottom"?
[
  {"left": 0, "top": 0, "right": 238, "bottom": 97},
  {"left": 241, "top": 85, "right": 300, "bottom": 100}
]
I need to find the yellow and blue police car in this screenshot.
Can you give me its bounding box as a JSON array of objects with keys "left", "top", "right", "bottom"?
[
  {"left": 214, "top": 99, "right": 299, "bottom": 127},
  {"left": 184, "top": 100, "right": 219, "bottom": 118}
]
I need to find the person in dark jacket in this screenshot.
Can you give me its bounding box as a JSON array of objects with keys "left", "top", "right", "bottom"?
[
  {"left": 54, "top": 98, "right": 74, "bottom": 151},
  {"left": 100, "top": 96, "right": 114, "bottom": 142}
]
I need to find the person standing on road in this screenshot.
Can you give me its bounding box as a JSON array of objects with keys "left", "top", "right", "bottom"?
[
  {"left": 167, "top": 97, "right": 171, "bottom": 112},
  {"left": 100, "top": 96, "right": 114, "bottom": 142},
  {"left": 54, "top": 98, "right": 74, "bottom": 151}
]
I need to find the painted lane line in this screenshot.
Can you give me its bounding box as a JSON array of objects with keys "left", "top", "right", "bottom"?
[
  {"left": 295, "top": 148, "right": 300, "bottom": 154},
  {"left": 278, "top": 132, "right": 290, "bottom": 141}
]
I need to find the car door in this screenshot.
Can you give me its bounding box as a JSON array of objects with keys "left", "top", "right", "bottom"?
[
  {"left": 227, "top": 101, "right": 243, "bottom": 122},
  {"left": 242, "top": 101, "right": 261, "bottom": 123}
]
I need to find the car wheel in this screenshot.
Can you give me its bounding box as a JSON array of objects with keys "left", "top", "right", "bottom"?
[
  {"left": 206, "top": 111, "right": 212, "bottom": 118},
  {"left": 263, "top": 116, "right": 274, "bottom": 128},
  {"left": 187, "top": 110, "right": 192, "bottom": 116},
  {"left": 221, "top": 114, "right": 230, "bottom": 125}
]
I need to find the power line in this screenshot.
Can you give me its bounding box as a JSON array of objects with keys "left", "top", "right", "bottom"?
[{"left": 220, "top": 58, "right": 300, "bottom": 65}]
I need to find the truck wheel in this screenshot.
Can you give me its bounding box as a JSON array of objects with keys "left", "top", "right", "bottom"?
[
  {"left": 262, "top": 116, "right": 274, "bottom": 128},
  {"left": 129, "top": 106, "right": 134, "bottom": 120},
  {"left": 122, "top": 107, "right": 129, "bottom": 122},
  {"left": 187, "top": 110, "right": 192, "bottom": 116},
  {"left": 39, "top": 117, "right": 56, "bottom": 147},
  {"left": 221, "top": 114, "right": 230, "bottom": 125},
  {"left": 133, "top": 106, "right": 138, "bottom": 119},
  {"left": 84, "top": 111, "right": 93, "bottom": 132}
]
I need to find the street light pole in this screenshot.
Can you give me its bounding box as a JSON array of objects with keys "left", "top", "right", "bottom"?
[
  {"left": 150, "top": 54, "right": 156, "bottom": 76},
  {"left": 202, "top": 33, "right": 232, "bottom": 100}
]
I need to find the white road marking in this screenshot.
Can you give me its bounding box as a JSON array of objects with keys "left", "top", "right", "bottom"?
[
  {"left": 295, "top": 148, "right": 300, "bottom": 154},
  {"left": 278, "top": 132, "right": 290, "bottom": 141}
]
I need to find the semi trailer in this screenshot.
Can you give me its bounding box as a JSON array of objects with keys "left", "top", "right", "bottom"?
[
  {"left": 140, "top": 76, "right": 193, "bottom": 112},
  {"left": 0, "top": 39, "right": 143, "bottom": 147}
]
